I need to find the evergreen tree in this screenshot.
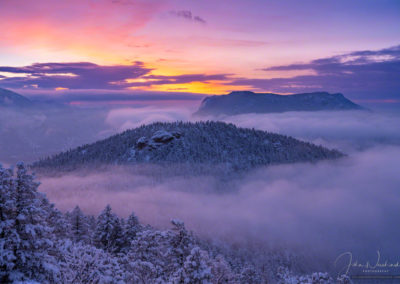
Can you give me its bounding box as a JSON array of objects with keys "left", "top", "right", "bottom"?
[
  {"left": 57, "top": 239, "right": 125, "bottom": 283},
  {"left": 42, "top": 198, "right": 70, "bottom": 239},
  {"left": 211, "top": 255, "right": 236, "bottom": 284},
  {"left": 0, "top": 163, "right": 59, "bottom": 282},
  {"left": 0, "top": 165, "right": 16, "bottom": 282},
  {"left": 94, "top": 205, "right": 124, "bottom": 253},
  {"left": 170, "top": 220, "right": 194, "bottom": 262},
  {"left": 68, "top": 206, "right": 90, "bottom": 244},
  {"left": 124, "top": 211, "right": 141, "bottom": 248},
  {"left": 171, "top": 247, "right": 212, "bottom": 284}
]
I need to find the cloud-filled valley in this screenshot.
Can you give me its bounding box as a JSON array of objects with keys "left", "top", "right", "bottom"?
[
  {"left": 37, "top": 145, "right": 400, "bottom": 274},
  {"left": 1, "top": 99, "right": 399, "bottom": 276},
  {"left": 1, "top": 104, "right": 394, "bottom": 274}
]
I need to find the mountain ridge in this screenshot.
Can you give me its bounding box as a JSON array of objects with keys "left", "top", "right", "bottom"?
[
  {"left": 0, "top": 88, "right": 33, "bottom": 107},
  {"left": 194, "top": 91, "right": 364, "bottom": 116}
]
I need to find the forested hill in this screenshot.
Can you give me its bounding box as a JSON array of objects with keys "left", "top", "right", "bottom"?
[{"left": 33, "top": 121, "right": 343, "bottom": 171}]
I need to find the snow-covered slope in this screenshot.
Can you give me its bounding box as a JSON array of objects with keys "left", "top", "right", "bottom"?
[
  {"left": 33, "top": 121, "right": 343, "bottom": 171},
  {"left": 0, "top": 88, "right": 32, "bottom": 107},
  {"left": 194, "top": 91, "right": 364, "bottom": 116}
]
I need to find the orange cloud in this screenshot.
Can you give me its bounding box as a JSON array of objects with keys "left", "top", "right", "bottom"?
[
  {"left": 136, "top": 81, "right": 251, "bottom": 95},
  {"left": 55, "top": 87, "right": 69, "bottom": 91}
]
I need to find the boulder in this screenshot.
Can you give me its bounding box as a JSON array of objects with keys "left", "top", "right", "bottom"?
[{"left": 151, "top": 130, "right": 175, "bottom": 143}]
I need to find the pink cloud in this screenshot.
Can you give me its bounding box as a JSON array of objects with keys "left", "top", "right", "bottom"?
[{"left": 0, "top": 0, "right": 166, "bottom": 59}]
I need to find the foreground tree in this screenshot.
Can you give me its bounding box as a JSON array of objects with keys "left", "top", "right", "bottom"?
[
  {"left": 0, "top": 163, "right": 59, "bottom": 282},
  {"left": 171, "top": 246, "right": 213, "bottom": 284},
  {"left": 67, "top": 206, "right": 90, "bottom": 244},
  {"left": 0, "top": 166, "right": 16, "bottom": 282},
  {"left": 124, "top": 211, "right": 141, "bottom": 247},
  {"left": 94, "top": 205, "right": 124, "bottom": 253},
  {"left": 57, "top": 239, "right": 125, "bottom": 283}
]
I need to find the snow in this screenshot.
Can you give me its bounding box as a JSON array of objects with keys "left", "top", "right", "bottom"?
[{"left": 0, "top": 163, "right": 345, "bottom": 283}]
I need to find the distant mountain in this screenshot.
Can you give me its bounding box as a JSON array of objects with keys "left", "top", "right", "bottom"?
[
  {"left": 194, "top": 91, "right": 364, "bottom": 116},
  {"left": 0, "top": 88, "right": 32, "bottom": 107},
  {"left": 33, "top": 121, "right": 343, "bottom": 172}
]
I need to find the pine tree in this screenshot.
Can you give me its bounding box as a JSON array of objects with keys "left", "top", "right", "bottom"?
[
  {"left": 0, "top": 165, "right": 16, "bottom": 282},
  {"left": 0, "top": 163, "right": 59, "bottom": 282},
  {"left": 94, "top": 205, "right": 124, "bottom": 253},
  {"left": 68, "top": 205, "right": 90, "bottom": 244},
  {"left": 171, "top": 247, "right": 212, "bottom": 284},
  {"left": 166, "top": 219, "right": 196, "bottom": 277},
  {"left": 124, "top": 211, "right": 141, "bottom": 248},
  {"left": 57, "top": 239, "right": 125, "bottom": 283},
  {"left": 42, "top": 198, "right": 70, "bottom": 239},
  {"left": 211, "top": 255, "right": 236, "bottom": 284},
  {"left": 239, "top": 265, "right": 263, "bottom": 284}
]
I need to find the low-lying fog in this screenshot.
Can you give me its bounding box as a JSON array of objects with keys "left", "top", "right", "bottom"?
[{"left": 1, "top": 104, "right": 400, "bottom": 273}]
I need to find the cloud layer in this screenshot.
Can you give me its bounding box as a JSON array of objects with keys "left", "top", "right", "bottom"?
[
  {"left": 0, "top": 62, "right": 230, "bottom": 90},
  {"left": 1, "top": 45, "right": 399, "bottom": 102},
  {"left": 38, "top": 145, "right": 400, "bottom": 273},
  {"left": 232, "top": 45, "right": 400, "bottom": 100},
  {"left": 1, "top": 103, "right": 399, "bottom": 274},
  {"left": 0, "top": 62, "right": 150, "bottom": 90},
  {"left": 220, "top": 110, "right": 400, "bottom": 153},
  {"left": 32, "top": 109, "right": 400, "bottom": 270}
]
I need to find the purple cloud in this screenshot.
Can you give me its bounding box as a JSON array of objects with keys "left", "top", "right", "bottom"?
[
  {"left": 232, "top": 45, "right": 400, "bottom": 100},
  {"left": 139, "top": 73, "right": 231, "bottom": 85},
  {"left": 170, "top": 10, "right": 206, "bottom": 24},
  {"left": 0, "top": 62, "right": 232, "bottom": 91},
  {"left": 0, "top": 62, "right": 151, "bottom": 90}
]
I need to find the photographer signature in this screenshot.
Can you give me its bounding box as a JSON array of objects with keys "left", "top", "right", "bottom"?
[{"left": 335, "top": 251, "right": 400, "bottom": 277}]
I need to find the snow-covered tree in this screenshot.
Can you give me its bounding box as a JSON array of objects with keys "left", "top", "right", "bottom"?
[
  {"left": 125, "top": 260, "right": 160, "bottom": 284},
  {"left": 127, "top": 229, "right": 169, "bottom": 281},
  {"left": 239, "top": 265, "right": 263, "bottom": 284},
  {"left": 171, "top": 246, "right": 212, "bottom": 284},
  {"left": 57, "top": 239, "right": 125, "bottom": 283},
  {"left": 276, "top": 266, "right": 335, "bottom": 284},
  {"left": 124, "top": 211, "right": 141, "bottom": 247},
  {"left": 211, "top": 255, "right": 236, "bottom": 284},
  {"left": 0, "top": 163, "right": 59, "bottom": 282},
  {"left": 42, "top": 197, "right": 70, "bottom": 239},
  {"left": 0, "top": 163, "right": 338, "bottom": 284},
  {"left": 94, "top": 205, "right": 124, "bottom": 253},
  {"left": 0, "top": 165, "right": 16, "bottom": 282},
  {"left": 67, "top": 205, "right": 90, "bottom": 244},
  {"left": 167, "top": 219, "right": 195, "bottom": 272}
]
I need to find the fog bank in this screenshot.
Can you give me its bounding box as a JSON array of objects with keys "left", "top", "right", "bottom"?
[{"left": 38, "top": 145, "right": 400, "bottom": 271}]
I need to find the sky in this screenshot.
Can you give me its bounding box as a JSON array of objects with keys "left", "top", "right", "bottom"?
[{"left": 0, "top": 0, "right": 399, "bottom": 103}]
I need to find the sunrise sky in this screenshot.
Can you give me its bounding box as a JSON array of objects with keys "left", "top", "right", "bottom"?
[{"left": 0, "top": 0, "right": 399, "bottom": 103}]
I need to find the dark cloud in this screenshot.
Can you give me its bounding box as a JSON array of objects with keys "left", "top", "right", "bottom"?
[
  {"left": 139, "top": 73, "right": 231, "bottom": 85},
  {"left": 193, "top": 16, "right": 206, "bottom": 24},
  {"left": 0, "top": 62, "right": 151, "bottom": 90},
  {"left": 170, "top": 10, "right": 206, "bottom": 24},
  {"left": 0, "top": 62, "right": 231, "bottom": 92},
  {"left": 232, "top": 45, "right": 400, "bottom": 100}
]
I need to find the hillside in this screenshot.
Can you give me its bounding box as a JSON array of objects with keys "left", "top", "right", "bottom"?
[
  {"left": 33, "top": 121, "right": 343, "bottom": 172},
  {"left": 194, "top": 91, "right": 363, "bottom": 116},
  {"left": 0, "top": 88, "right": 32, "bottom": 107}
]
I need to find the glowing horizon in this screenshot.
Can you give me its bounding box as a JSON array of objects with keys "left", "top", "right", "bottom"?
[{"left": 0, "top": 0, "right": 399, "bottom": 100}]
